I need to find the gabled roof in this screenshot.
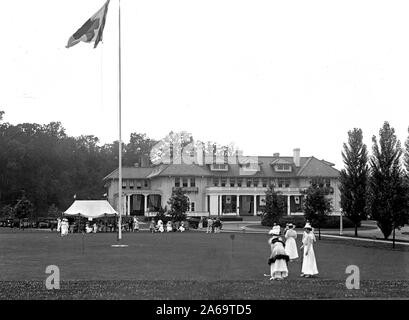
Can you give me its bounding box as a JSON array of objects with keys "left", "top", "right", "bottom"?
[
  {"left": 296, "top": 157, "right": 339, "bottom": 177},
  {"left": 103, "top": 167, "right": 154, "bottom": 180},
  {"left": 148, "top": 163, "right": 213, "bottom": 178},
  {"left": 103, "top": 155, "right": 339, "bottom": 180},
  {"left": 270, "top": 158, "right": 293, "bottom": 165}
]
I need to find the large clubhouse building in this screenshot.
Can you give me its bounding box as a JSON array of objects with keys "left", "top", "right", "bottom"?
[{"left": 103, "top": 148, "right": 341, "bottom": 217}]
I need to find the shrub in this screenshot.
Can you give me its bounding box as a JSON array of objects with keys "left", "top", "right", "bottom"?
[{"left": 262, "top": 215, "right": 357, "bottom": 229}]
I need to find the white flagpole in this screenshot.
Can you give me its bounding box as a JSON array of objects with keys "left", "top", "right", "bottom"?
[{"left": 117, "top": 0, "right": 122, "bottom": 241}]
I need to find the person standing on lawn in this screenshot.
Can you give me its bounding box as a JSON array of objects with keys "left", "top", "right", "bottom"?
[
  {"left": 300, "top": 222, "right": 318, "bottom": 278},
  {"left": 268, "top": 225, "right": 289, "bottom": 281},
  {"left": 284, "top": 223, "right": 299, "bottom": 260},
  {"left": 198, "top": 217, "right": 203, "bottom": 230},
  {"left": 133, "top": 217, "right": 139, "bottom": 232},
  {"left": 206, "top": 217, "right": 213, "bottom": 233},
  {"left": 149, "top": 218, "right": 156, "bottom": 233}
]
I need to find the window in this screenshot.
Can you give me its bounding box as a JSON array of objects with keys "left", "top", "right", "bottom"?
[
  {"left": 144, "top": 180, "right": 149, "bottom": 188},
  {"left": 221, "top": 178, "right": 226, "bottom": 187},
  {"left": 182, "top": 177, "right": 188, "bottom": 187},
  {"left": 190, "top": 177, "right": 196, "bottom": 187},
  {"left": 253, "top": 178, "right": 259, "bottom": 187},
  {"left": 230, "top": 178, "right": 235, "bottom": 187},
  {"left": 129, "top": 180, "right": 134, "bottom": 189},
  {"left": 310, "top": 178, "right": 327, "bottom": 188},
  {"left": 237, "top": 179, "right": 242, "bottom": 187},
  {"left": 275, "top": 164, "right": 292, "bottom": 172},
  {"left": 175, "top": 178, "right": 180, "bottom": 187},
  {"left": 122, "top": 180, "right": 127, "bottom": 189},
  {"left": 190, "top": 202, "right": 195, "bottom": 212},
  {"left": 262, "top": 178, "right": 268, "bottom": 188},
  {"left": 246, "top": 179, "right": 251, "bottom": 187},
  {"left": 210, "top": 163, "right": 229, "bottom": 171},
  {"left": 277, "top": 179, "right": 290, "bottom": 188},
  {"left": 213, "top": 178, "right": 219, "bottom": 187},
  {"left": 136, "top": 181, "right": 142, "bottom": 189}
]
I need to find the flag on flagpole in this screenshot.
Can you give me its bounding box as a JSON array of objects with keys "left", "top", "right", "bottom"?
[{"left": 66, "top": 0, "right": 110, "bottom": 49}]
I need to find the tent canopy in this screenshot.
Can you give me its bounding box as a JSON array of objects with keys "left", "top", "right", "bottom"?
[{"left": 64, "top": 200, "right": 117, "bottom": 219}]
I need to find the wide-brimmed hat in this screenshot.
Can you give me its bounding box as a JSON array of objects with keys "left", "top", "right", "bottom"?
[
  {"left": 304, "top": 222, "right": 312, "bottom": 230},
  {"left": 287, "top": 223, "right": 294, "bottom": 228}
]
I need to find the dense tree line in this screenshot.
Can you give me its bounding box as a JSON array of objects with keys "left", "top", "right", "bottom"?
[{"left": 0, "top": 111, "right": 156, "bottom": 218}]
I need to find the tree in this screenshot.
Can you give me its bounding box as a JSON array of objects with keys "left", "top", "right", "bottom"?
[
  {"left": 367, "top": 122, "right": 409, "bottom": 247},
  {"left": 14, "top": 193, "right": 34, "bottom": 221},
  {"left": 303, "top": 184, "right": 332, "bottom": 240},
  {"left": 339, "top": 128, "right": 369, "bottom": 237},
  {"left": 261, "top": 185, "right": 286, "bottom": 226},
  {"left": 167, "top": 187, "right": 190, "bottom": 222}
]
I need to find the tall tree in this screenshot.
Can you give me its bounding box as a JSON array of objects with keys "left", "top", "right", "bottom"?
[
  {"left": 367, "top": 122, "right": 409, "bottom": 247},
  {"left": 339, "top": 128, "right": 369, "bottom": 237},
  {"left": 303, "top": 184, "right": 332, "bottom": 240},
  {"left": 167, "top": 187, "right": 190, "bottom": 222},
  {"left": 261, "top": 185, "right": 286, "bottom": 226}
]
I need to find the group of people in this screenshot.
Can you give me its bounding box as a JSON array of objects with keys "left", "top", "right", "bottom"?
[
  {"left": 202, "top": 217, "right": 222, "bottom": 233},
  {"left": 267, "top": 222, "right": 318, "bottom": 281},
  {"left": 149, "top": 219, "right": 186, "bottom": 233}
]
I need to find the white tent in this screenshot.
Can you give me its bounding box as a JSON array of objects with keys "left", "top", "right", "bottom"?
[{"left": 64, "top": 200, "right": 117, "bottom": 219}]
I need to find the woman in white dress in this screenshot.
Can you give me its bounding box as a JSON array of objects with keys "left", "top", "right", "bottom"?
[
  {"left": 268, "top": 226, "right": 289, "bottom": 281},
  {"left": 61, "top": 218, "right": 69, "bottom": 236},
  {"left": 284, "top": 223, "right": 299, "bottom": 260},
  {"left": 300, "top": 223, "right": 318, "bottom": 277},
  {"left": 166, "top": 221, "right": 173, "bottom": 232},
  {"left": 178, "top": 221, "right": 185, "bottom": 232},
  {"left": 157, "top": 219, "right": 164, "bottom": 233},
  {"left": 57, "top": 218, "right": 61, "bottom": 234},
  {"left": 133, "top": 217, "right": 139, "bottom": 232}
]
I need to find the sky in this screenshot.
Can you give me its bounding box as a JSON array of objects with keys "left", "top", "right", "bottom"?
[{"left": 1, "top": 0, "right": 409, "bottom": 169}]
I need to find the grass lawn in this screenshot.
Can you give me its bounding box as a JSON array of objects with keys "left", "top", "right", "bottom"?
[{"left": 0, "top": 228, "right": 408, "bottom": 299}]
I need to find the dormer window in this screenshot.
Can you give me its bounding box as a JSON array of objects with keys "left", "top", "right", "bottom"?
[
  {"left": 210, "top": 163, "right": 229, "bottom": 171},
  {"left": 275, "top": 164, "right": 292, "bottom": 172}
]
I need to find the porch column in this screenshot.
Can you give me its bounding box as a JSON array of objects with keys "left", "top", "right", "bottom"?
[
  {"left": 287, "top": 195, "right": 291, "bottom": 216},
  {"left": 127, "top": 195, "right": 131, "bottom": 216},
  {"left": 144, "top": 194, "right": 148, "bottom": 216},
  {"left": 219, "top": 195, "right": 222, "bottom": 216},
  {"left": 204, "top": 195, "right": 208, "bottom": 212},
  {"left": 253, "top": 195, "right": 257, "bottom": 216},
  {"left": 236, "top": 195, "right": 240, "bottom": 216}
]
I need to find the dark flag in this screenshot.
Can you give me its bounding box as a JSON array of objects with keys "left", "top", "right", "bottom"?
[{"left": 66, "top": 0, "right": 110, "bottom": 48}]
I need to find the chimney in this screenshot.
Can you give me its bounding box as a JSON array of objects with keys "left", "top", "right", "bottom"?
[
  {"left": 293, "top": 148, "right": 300, "bottom": 167},
  {"left": 273, "top": 152, "right": 280, "bottom": 157},
  {"left": 141, "top": 153, "right": 150, "bottom": 167}
]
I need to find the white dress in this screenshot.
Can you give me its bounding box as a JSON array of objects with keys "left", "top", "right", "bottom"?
[
  {"left": 268, "top": 237, "right": 289, "bottom": 279},
  {"left": 166, "top": 222, "right": 172, "bottom": 232},
  {"left": 301, "top": 233, "right": 318, "bottom": 276},
  {"left": 61, "top": 221, "right": 69, "bottom": 236},
  {"left": 285, "top": 229, "right": 299, "bottom": 260},
  {"left": 157, "top": 220, "right": 164, "bottom": 233}
]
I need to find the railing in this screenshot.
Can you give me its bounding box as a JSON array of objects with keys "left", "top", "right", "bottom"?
[{"left": 172, "top": 187, "right": 199, "bottom": 193}]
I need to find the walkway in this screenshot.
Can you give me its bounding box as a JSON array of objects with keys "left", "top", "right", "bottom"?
[{"left": 219, "top": 219, "right": 409, "bottom": 246}]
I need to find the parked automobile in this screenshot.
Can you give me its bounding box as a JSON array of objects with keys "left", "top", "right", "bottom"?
[
  {"left": 37, "top": 220, "right": 50, "bottom": 228},
  {"left": 186, "top": 216, "right": 208, "bottom": 229},
  {"left": 19, "top": 218, "right": 30, "bottom": 228}
]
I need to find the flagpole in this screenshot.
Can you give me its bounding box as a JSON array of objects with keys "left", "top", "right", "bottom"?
[{"left": 117, "top": 0, "right": 122, "bottom": 241}]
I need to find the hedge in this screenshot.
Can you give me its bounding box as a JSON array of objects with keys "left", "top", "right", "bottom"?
[{"left": 263, "top": 215, "right": 357, "bottom": 229}]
